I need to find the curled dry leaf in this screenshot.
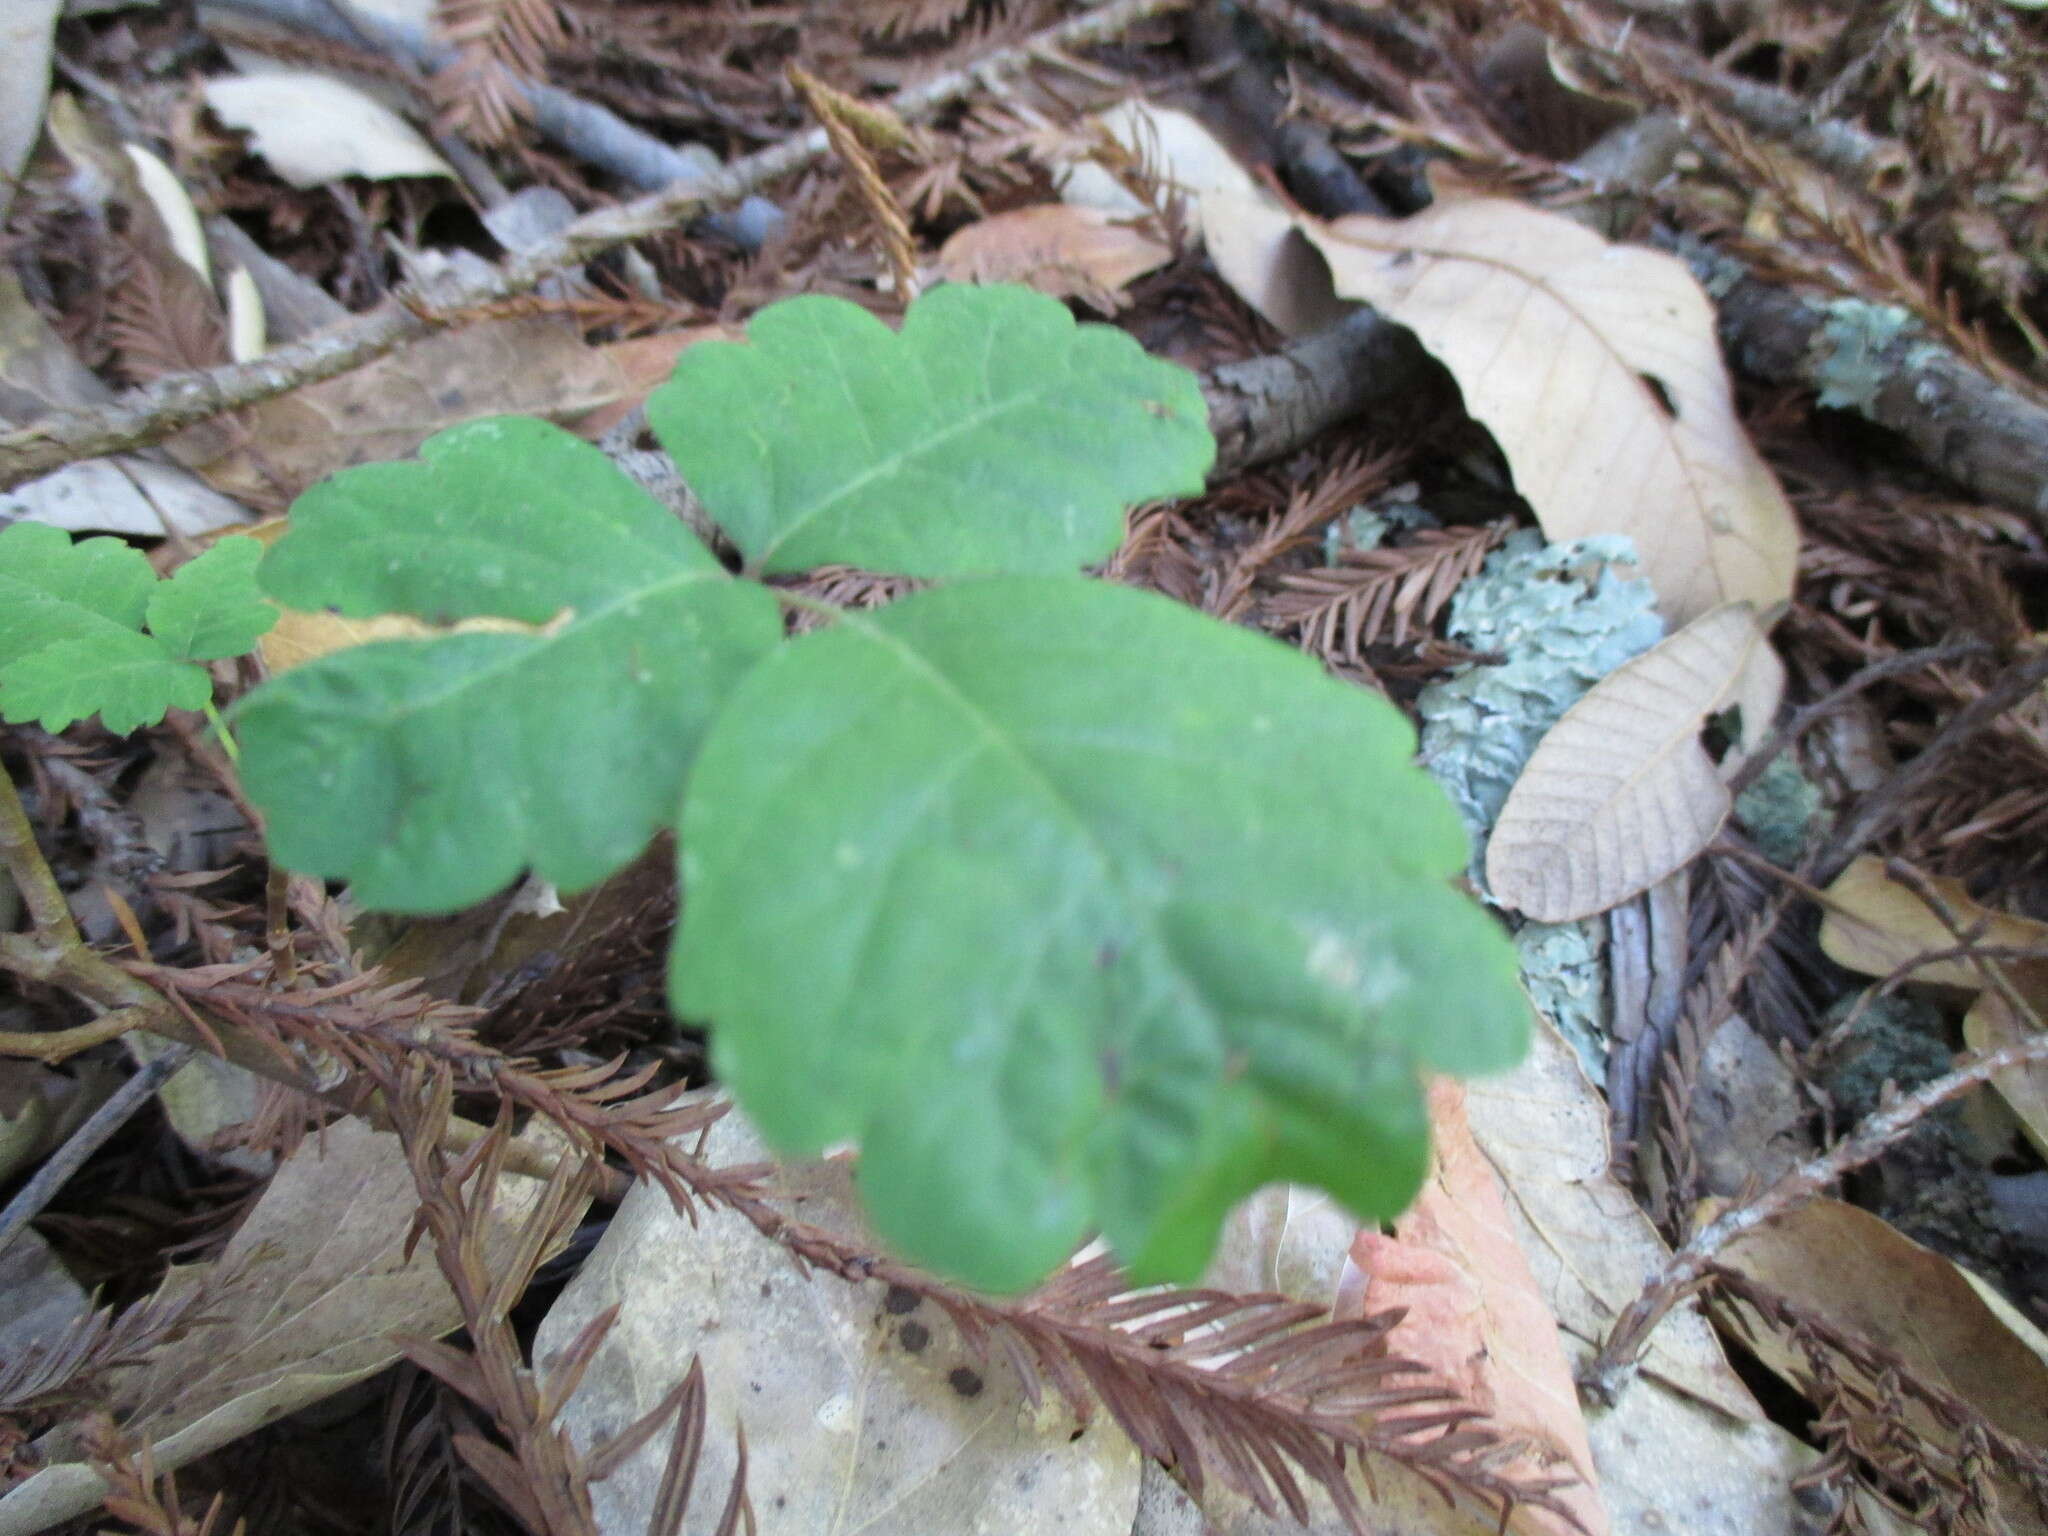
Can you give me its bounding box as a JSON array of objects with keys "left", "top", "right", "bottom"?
[
  {"left": 1818, "top": 855, "right": 2048, "bottom": 1155},
  {"left": 1285, "top": 199, "right": 1797, "bottom": 627},
  {"left": 1344, "top": 1080, "right": 1609, "bottom": 1536},
  {"left": 933, "top": 203, "right": 1172, "bottom": 310},
  {"left": 1487, "top": 603, "right": 1770, "bottom": 922},
  {"left": 1461, "top": 1015, "right": 1837, "bottom": 1536}
]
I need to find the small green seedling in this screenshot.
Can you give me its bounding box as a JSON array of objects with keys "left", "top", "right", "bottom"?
[
  {"left": 179, "top": 284, "right": 1522, "bottom": 1292},
  {"left": 0, "top": 523, "right": 276, "bottom": 749}
]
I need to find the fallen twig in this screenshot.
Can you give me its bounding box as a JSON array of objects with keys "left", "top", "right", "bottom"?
[
  {"left": 0, "top": 1044, "right": 193, "bottom": 1258},
  {"left": 1583, "top": 1028, "right": 2048, "bottom": 1404},
  {"left": 0, "top": 0, "right": 1190, "bottom": 491}
]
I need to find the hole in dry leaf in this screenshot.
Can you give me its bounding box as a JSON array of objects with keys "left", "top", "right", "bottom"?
[{"left": 1638, "top": 372, "right": 1678, "bottom": 418}]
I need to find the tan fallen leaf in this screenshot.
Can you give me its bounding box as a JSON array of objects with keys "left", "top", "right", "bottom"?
[
  {"left": 1487, "top": 603, "right": 1769, "bottom": 922},
  {"left": 1713, "top": 1195, "right": 2048, "bottom": 1516},
  {"left": 0, "top": 1120, "right": 562, "bottom": 1535},
  {"left": 536, "top": 1097, "right": 1141, "bottom": 1536},
  {"left": 934, "top": 204, "right": 1172, "bottom": 310},
  {"left": 202, "top": 70, "right": 453, "bottom": 188},
  {"left": 1964, "top": 991, "right": 2048, "bottom": 1160},
  {"left": 170, "top": 315, "right": 643, "bottom": 509},
  {"left": 1346, "top": 1080, "right": 1608, "bottom": 1536},
  {"left": 1818, "top": 854, "right": 2048, "bottom": 996},
  {"left": 1063, "top": 102, "right": 1349, "bottom": 337},
  {"left": 1459, "top": 1014, "right": 1871, "bottom": 1536},
  {"left": 0, "top": 0, "right": 58, "bottom": 227},
  {"left": 1297, "top": 200, "right": 1798, "bottom": 627}
]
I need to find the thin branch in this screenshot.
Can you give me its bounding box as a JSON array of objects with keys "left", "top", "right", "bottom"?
[
  {"left": 0, "top": 1045, "right": 191, "bottom": 1256},
  {"left": 0, "top": 757, "right": 83, "bottom": 945},
  {"left": 1583, "top": 1029, "right": 2048, "bottom": 1404},
  {"left": 0, "top": 1004, "right": 154, "bottom": 1064},
  {"left": 0, "top": 0, "right": 1189, "bottom": 491},
  {"left": 1720, "top": 639, "right": 1991, "bottom": 802},
  {"left": 1814, "top": 645, "right": 2048, "bottom": 885}
]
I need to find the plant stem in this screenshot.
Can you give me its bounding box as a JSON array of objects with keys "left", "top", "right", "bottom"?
[
  {"left": 0, "top": 757, "right": 82, "bottom": 946},
  {"left": 201, "top": 699, "right": 240, "bottom": 763}
]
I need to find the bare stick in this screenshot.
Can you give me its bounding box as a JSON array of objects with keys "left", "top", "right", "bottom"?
[
  {"left": 0, "top": 1044, "right": 193, "bottom": 1257},
  {"left": 0, "top": 0, "right": 1188, "bottom": 491},
  {"left": 1582, "top": 1030, "right": 2048, "bottom": 1404}
]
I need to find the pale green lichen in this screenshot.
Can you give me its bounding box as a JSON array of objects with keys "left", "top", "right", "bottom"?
[
  {"left": 1417, "top": 530, "right": 1663, "bottom": 858},
  {"left": 1812, "top": 298, "right": 1917, "bottom": 413},
  {"left": 1322, "top": 496, "right": 1433, "bottom": 563},
  {"left": 1415, "top": 531, "right": 1661, "bottom": 1080},
  {"left": 1733, "top": 755, "right": 1823, "bottom": 867},
  {"left": 1516, "top": 919, "right": 1609, "bottom": 1076}
]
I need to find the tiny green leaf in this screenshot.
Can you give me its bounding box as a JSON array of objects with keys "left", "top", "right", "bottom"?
[
  {"left": 147, "top": 536, "right": 278, "bottom": 660},
  {"left": 648, "top": 285, "right": 1214, "bottom": 579},
  {"left": 0, "top": 521, "right": 256, "bottom": 734},
  {"left": 673, "top": 576, "right": 1527, "bottom": 1292},
  {"left": 237, "top": 417, "right": 784, "bottom": 913}
]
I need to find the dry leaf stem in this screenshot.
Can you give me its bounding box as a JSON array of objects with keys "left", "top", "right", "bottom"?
[
  {"left": 1584, "top": 1028, "right": 2048, "bottom": 1404},
  {"left": 0, "top": 0, "right": 1191, "bottom": 491}
]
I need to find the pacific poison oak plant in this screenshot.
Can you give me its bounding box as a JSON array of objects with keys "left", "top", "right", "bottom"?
[{"left": 3, "top": 284, "right": 1529, "bottom": 1293}]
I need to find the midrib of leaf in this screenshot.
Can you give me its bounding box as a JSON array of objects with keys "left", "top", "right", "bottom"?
[
  {"left": 1348, "top": 227, "right": 1720, "bottom": 520},
  {"left": 752, "top": 389, "right": 1061, "bottom": 572},
  {"left": 844, "top": 612, "right": 1229, "bottom": 1076}
]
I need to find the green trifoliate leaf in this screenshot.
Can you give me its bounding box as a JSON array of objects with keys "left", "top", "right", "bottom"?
[
  {"left": 146, "top": 535, "right": 278, "bottom": 660},
  {"left": 672, "top": 576, "right": 1527, "bottom": 1293},
  {"left": 648, "top": 284, "right": 1214, "bottom": 579},
  {"left": 237, "top": 416, "right": 784, "bottom": 914},
  {"left": 0, "top": 522, "right": 272, "bottom": 734}
]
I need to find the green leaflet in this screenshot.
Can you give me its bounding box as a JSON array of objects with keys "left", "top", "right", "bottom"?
[
  {"left": 649, "top": 285, "right": 1214, "bottom": 578},
  {"left": 0, "top": 524, "right": 275, "bottom": 734},
  {"left": 238, "top": 417, "right": 783, "bottom": 912},
  {"left": 672, "top": 577, "right": 1527, "bottom": 1292}
]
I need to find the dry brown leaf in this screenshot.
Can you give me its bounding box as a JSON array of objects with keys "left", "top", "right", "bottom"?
[
  {"left": 1458, "top": 1016, "right": 1852, "bottom": 1536},
  {"left": 1487, "top": 603, "right": 1768, "bottom": 922},
  {"left": 1345, "top": 1081, "right": 1608, "bottom": 1536},
  {"left": 169, "top": 315, "right": 643, "bottom": 509},
  {"left": 536, "top": 1097, "right": 1141, "bottom": 1536},
  {"left": 1714, "top": 1196, "right": 2048, "bottom": 1500},
  {"left": 934, "top": 204, "right": 1172, "bottom": 310},
  {"left": 0, "top": 1120, "right": 560, "bottom": 1534},
  {"left": 1964, "top": 991, "right": 2048, "bottom": 1160},
  {"left": 1296, "top": 200, "right": 1798, "bottom": 627},
  {"left": 1818, "top": 854, "right": 2048, "bottom": 996},
  {"left": 237, "top": 518, "right": 548, "bottom": 673}
]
